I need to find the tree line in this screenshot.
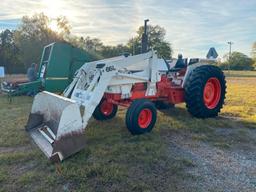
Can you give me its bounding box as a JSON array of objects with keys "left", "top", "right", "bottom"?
[
  {"left": 218, "top": 49, "right": 256, "bottom": 70},
  {"left": 0, "top": 13, "right": 255, "bottom": 74},
  {"left": 0, "top": 13, "right": 172, "bottom": 74}
]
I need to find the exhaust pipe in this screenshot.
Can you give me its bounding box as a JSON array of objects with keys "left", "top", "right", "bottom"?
[{"left": 141, "top": 19, "right": 149, "bottom": 53}]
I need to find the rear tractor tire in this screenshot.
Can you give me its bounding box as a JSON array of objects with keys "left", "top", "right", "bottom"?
[
  {"left": 93, "top": 99, "right": 118, "bottom": 120},
  {"left": 126, "top": 99, "right": 157, "bottom": 135},
  {"left": 185, "top": 65, "right": 226, "bottom": 118}
]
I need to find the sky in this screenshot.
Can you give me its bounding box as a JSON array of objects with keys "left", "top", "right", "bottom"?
[{"left": 0, "top": 0, "right": 256, "bottom": 58}]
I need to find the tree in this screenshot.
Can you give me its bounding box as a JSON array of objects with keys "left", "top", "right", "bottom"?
[
  {"left": 14, "top": 13, "right": 70, "bottom": 69},
  {"left": 77, "top": 36, "right": 129, "bottom": 58},
  {"left": 219, "top": 52, "right": 254, "bottom": 70},
  {"left": 127, "top": 25, "right": 173, "bottom": 59},
  {"left": 100, "top": 44, "right": 130, "bottom": 58},
  {"left": 0, "top": 29, "right": 21, "bottom": 73},
  {"left": 1, "top": 13, "right": 174, "bottom": 73},
  {"left": 56, "top": 16, "right": 71, "bottom": 37},
  {"left": 82, "top": 36, "right": 103, "bottom": 51}
]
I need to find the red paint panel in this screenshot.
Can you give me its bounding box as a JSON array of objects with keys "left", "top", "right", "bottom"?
[
  {"left": 168, "top": 88, "right": 184, "bottom": 104},
  {"left": 103, "top": 74, "right": 185, "bottom": 107}
]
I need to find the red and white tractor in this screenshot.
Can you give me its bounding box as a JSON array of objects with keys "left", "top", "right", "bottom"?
[{"left": 26, "top": 21, "right": 226, "bottom": 162}]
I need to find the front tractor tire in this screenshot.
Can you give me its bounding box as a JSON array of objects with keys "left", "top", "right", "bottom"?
[
  {"left": 185, "top": 65, "right": 226, "bottom": 118},
  {"left": 93, "top": 99, "right": 118, "bottom": 120},
  {"left": 126, "top": 99, "right": 157, "bottom": 135}
]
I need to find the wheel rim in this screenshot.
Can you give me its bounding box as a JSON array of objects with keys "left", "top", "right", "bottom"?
[
  {"left": 138, "top": 109, "right": 152, "bottom": 128},
  {"left": 203, "top": 77, "right": 221, "bottom": 109},
  {"left": 100, "top": 100, "right": 113, "bottom": 116}
]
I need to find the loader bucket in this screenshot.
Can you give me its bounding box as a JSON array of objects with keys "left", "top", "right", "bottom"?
[{"left": 26, "top": 91, "right": 85, "bottom": 162}]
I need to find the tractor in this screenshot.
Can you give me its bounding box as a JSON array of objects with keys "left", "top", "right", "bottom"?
[{"left": 25, "top": 20, "right": 226, "bottom": 162}]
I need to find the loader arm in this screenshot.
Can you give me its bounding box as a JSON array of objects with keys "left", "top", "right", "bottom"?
[{"left": 64, "top": 51, "right": 156, "bottom": 126}]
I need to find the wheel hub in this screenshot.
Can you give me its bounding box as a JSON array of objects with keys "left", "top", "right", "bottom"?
[
  {"left": 138, "top": 109, "right": 152, "bottom": 128},
  {"left": 203, "top": 78, "right": 221, "bottom": 109},
  {"left": 100, "top": 100, "right": 113, "bottom": 116}
]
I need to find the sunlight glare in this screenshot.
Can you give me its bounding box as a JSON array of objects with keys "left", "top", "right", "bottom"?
[
  {"left": 42, "top": 0, "right": 63, "bottom": 19},
  {"left": 49, "top": 20, "right": 59, "bottom": 32},
  {"left": 42, "top": 0, "right": 67, "bottom": 32}
]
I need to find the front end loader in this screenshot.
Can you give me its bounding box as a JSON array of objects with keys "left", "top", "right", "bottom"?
[{"left": 26, "top": 21, "right": 226, "bottom": 162}]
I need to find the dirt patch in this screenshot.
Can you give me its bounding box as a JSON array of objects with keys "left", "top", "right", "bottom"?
[{"left": 165, "top": 128, "right": 256, "bottom": 192}]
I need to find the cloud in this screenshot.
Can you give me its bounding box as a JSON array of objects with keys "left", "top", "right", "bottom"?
[{"left": 0, "top": 0, "right": 255, "bottom": 57}]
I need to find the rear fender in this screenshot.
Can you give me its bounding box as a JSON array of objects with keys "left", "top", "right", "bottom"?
[{"left": 182, "top": 63, "right": 210, "bottom": 88}]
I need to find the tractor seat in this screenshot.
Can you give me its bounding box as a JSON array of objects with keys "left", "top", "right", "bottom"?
[
  {"left": 175, "top": 58, "right": 186, "bottom": 68},
  {"left": 169, "top": 58, "right": 187, "bottom": 72}
]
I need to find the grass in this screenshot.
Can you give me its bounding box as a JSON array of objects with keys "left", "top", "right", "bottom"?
[
  {"left": 222, "top": 77, "right": 256, "bottom": 124},
  {"left": 0, "top": 72, "right": 256, "bottom": 191},
  {"left": 224, "top": 70, "right": 256, "bottom": 77}
]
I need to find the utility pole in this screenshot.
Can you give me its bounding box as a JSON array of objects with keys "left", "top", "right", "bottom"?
[{"left": 227, "top": 41, "right": 234, "bottom": 73}]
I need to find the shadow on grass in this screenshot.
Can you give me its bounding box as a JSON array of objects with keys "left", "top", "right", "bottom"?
[{"left": 159, "top": 106, "right": 256, "bottom": 149}]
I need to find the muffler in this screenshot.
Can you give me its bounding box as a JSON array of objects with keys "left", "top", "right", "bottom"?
[{"left": 26, "top": 91, "right": 86, "bottom": 162}]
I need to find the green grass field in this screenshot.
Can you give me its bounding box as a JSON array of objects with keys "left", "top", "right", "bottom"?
[
  {"left": 0, "top": 72, "right": 256, "bottom": 191},
  {"left": 224, "top": 70, "right": 256, "bottom": 77}
]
